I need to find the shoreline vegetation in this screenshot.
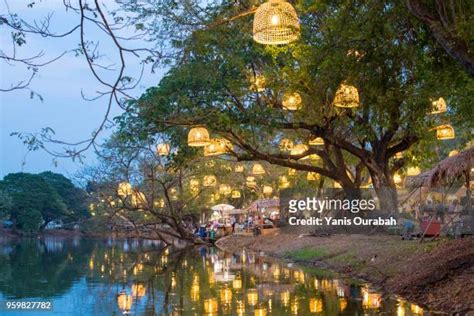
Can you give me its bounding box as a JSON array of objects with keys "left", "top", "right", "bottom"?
[{"left": 216, "top": 228, "right": 474, "bottom": 314}]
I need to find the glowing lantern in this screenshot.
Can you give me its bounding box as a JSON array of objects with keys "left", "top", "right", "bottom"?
[
  {"left": 291, "top": 144, "right": 309, "bottom": 158},
  {"left": 254, "top": 306, "right": 267, "bottom": 316},
  {"left": 204, "top": 138, "right": 232, "bottom": 156},
  {"left": 395, "top": 152, "right": 404, "bottom": 159},
  {"left": 219, "top": 184, "right": 232, "bottom": 195},
  {"left": 253, "top": 0, "right": 300, "bottom": 45},
  {"left": 339, "top": 298, "right": 348, "bottom": 311},
  {"left": 410, "top": 304, "right": 423, "bottom": 315},
  {"left": 333, "top": 181, "right": 343, "bottom": 189},
  {"left": 262, "top": 185, "right": 273, "bottom": 196},
  {"left": 309, "top": 137, "right": 324, "bottom": 145},
  {"left": 279, "top": 176, "right": 290, "bottom": 188},
  {"left": 154, "top": 198, "right": 165, "bottom": 208},
  {"left": 282, "top": 92, "right": 302, "bottom": 110},
  {"left": 233, "top": 277, "right": 242, "bottom": 289},
  {"left": 236, "top": 300, "right": 245, "bottom": 315},
  {"left": 231, "top": 190, "right": 241, "bottom": 199},
  {"left": 333, "top": 83, "right": 359, "bottom": 108},
  {"left": 362, "top": 287, "right": 381, "bottom": 309},
  {"left": 280, "top": 291, "right": 290, "bottom": 307},
  {"left": 190, "top": 179, "right": 200, "bottom": 189},
  {"left": 430, "top": 97, "right": 447, "bottom": 114},
  {"left": 235, "top": 164, "right": 244, "bottom": 172},
  {"left": 309, "top": 154, "right": 320, "bottom": 161},
  {"left": 393, "top": 173, "right": 403, "bottom": 185},
  {"left": 203, "top": 175, "right": 217, "bottom": 187},
  {"left": 204, "top": 298, "right": 218, "bottom": 314},
  {"left": 449, "top": 150, "right": 459, "bottom": 157},
  {"left": 246, "top": 176, "right": 257, "bottom": 188},
  {"left": 252, "top": 163, "right": 266, "bottom": 175},
  {"left": 307, "top": 172, "right": 320, "bottom": 181},
  {"left": 131, "top": 191, "right": 147, "bottom": 208},
  {"left": 406, "top": 167, "right": 421, "bottom": 176},
  {"left": 117, "top": 182, "right": 132, "bottom": 197},
  {"left": 157, "top": 143, "right": 171, "bottom": 156},
  {"left": 251, "top": 74, "right": 266, "bottom": 92},
  {"left": 169, "top": 187, "right": 178, "bottom": 201},
  {"left": 132, "top": 283, "right": 146, "bottom": 298},
  {"left": 436, "top": 124, "right": 455, "bottom": 140},
  {"left": 309, "top": 298, "right": 323, "bottom": 313},
  {"left": 191, "top": 283, "right": 200, "bottom": 302},
  {"left": 291, "top": 299, "right": 299, "bottom": 314},
  {"left": 220, "top": 288, "right": 233, "bottom": 304},
  {"left": 288, "top": 168, "right": 297, "bottom": 176},
  {"left": 247, "top": 289, "right": 258, "bottom": 306},
  {"left": 279, "top": 138, "right": 294, "bottom": 151},
  {"left": 188, "top": 127, "right": 211, "bottom": 147},
  {"left": 117, "top": 291, "right": 133, "bottom": 312}
]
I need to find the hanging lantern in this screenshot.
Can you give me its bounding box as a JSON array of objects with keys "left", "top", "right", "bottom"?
[
  {"left": 307, "top": 172, "right": 320, "bottom": 181},
  {"left": 203, "top": 175, "right": 217, "bottom": 187},
  {"left": 448, "top": 150, "right": 459, "bottom": 157},
  {"left": 219, "top": 184, "right": 232, "bottom": 195},
  {"left": 231, "top": 190, "right": 241, "bottom": 199},
  {"left": 154, "top": 198, "right": 165, "bottom": 208},
  {"left": 395, "top": 152, "right": 404, "bottom": 159},
  {"left": 204, "top": 298, "right": 218, "bottom": 314},
  {"left": 251, "top": 74, "right": 266, "bottom": 92},
  {"left": 309, "top": 154, "right": 320, "bottom": 161},
  {"left": 190, "top": 179, "right": 200, "bottom": 189},
  {"left": 333, "top": 181, "right": 343, "bottom": 189},
  {"left": 291, "top": 144, "right": 309, "bottom": 159},
  {"left": 279, "top": 138, "right": 294, "bottom": 151},
  {"left": 247, "top": 289, "right": 259, "bottom": 306},
  {"left": 188, "top": 127, "right": 211, "bottom": 147},
  {"left": 252, "top": 163, "right": 266, "bottom": 175},
  {"left": 156, "top": 143, "right": 171, "bottom": 156},
  {"left": 309, "top": 298, "right": 323, "bottom": 313},
  {"left": 279, "top": 176, "right": 290, "bottom": 188},
  {"left": 309, "top": 137, "right": 324, "bottom": 146},
  {"left": 117, "top": 291, "right": 133, "bottom": 312},
  {"left": 204, "top": 138, "right": 232, "bottom": 156},
  {"left": 333, "top": 83, "right": 359, "bottom": 108},
  {"left": 131, "top": 191, "right": 147, "bottom": 208},
  {"left": 235, "top": 164, "right": 244, "bottom": 172},
  {"left": 246, "top": 176, "right": 257, "bottom": 188},
  {"left": 406, "top": 167, "right": 421, "bottom": 176},
  {"left": 430, "top": 97, "right": 447, "bottom": 114},
  {"left": 436, "top": 124, "right": 455, "bottom": 140},
  {"left": 253, "top": 0, "right": 300, "bottom": 45},
  {"left": 263, "top": 185, "right": 273, "bottom": 196},
  {"left": 282, "top": 92, "right": 302, "bottom": 110},
  {"left": 288, "top": 168, "right": 297, "bottom": 176},
  {"left": 117, "top": 182, "right": 132, "bottom": 197}
]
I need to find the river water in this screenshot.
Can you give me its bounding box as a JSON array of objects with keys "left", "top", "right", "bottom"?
[{"left": 0, "top": 237, "right": 427, "bottom": 315}]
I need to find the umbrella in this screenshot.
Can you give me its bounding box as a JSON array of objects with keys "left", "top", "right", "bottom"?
[{"left": 211, "top": 204, "right": 235, "bottom": 212}]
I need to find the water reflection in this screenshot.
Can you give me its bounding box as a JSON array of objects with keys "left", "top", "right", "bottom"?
[{"left": 0, "top": 237, "right": 427, "bottom": 315}]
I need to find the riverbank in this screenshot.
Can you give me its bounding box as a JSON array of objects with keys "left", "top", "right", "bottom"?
[{"left": 216, "top": 230, "right": 474, "bottom": 314}]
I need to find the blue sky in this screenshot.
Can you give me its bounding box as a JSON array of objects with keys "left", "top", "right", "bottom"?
[{"left": 0, "top": 1, "right": 162, "bottom": 178}]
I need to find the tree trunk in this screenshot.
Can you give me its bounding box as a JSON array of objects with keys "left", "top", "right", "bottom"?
[{"left": 371, "top": 171, "right": 399, "bottom": 214}]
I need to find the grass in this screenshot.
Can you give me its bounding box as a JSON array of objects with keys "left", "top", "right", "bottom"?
[{"left": 285, "top": 247, "right": 329, "bottom": 261}]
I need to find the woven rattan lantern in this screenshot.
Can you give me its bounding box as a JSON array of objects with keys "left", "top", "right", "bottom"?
[
  {"left": 188, "top": 127, "right": 210, "bottom": 147},
  {"left": 430, "top": 97, "right": 447, "bottom": 114},
  {"left": 263, "top": 185, "right": 273, "bottom": 196},
  {"left": 309, "top": 137, "right": 324, "bottom": 146},
  {"left": 393, "top": 173, "right": 403, "bottom": 185},
  {"left": 279, "top": 138, "right": 294, "bottom": 151},
  {"left": 219, "top": 184, "right": 232, "bottom": 195},
  {"left": 333, "top": 83, "right": 359, "bottom": 108},
  {"left": 156, "top": 143, "right": 171, "bottom": 156},
  {"left": 436, "top": 124, "right": 455, "bottom": 140},
  {"left": 252, "top": 163, "right": 266, "bottom": 175},
  {"left": 117, "top": 291, "right": 133, "bottom": 312},
  {"left": 117, "top": 182, "right": 132, "bottom": 197},
  {"left": 251, "top": 74, "right": 266, "bottom": 92},
  {"left": 282, "top": 92, "right": 302, "bottom": 110},
  {"left": 449, "top": 150, "right": 459, "bottom": 157},
  {"left": 235, "top": 164, "right": 244, "bottom": 172},
  {"left": 307, "top": 172, "right": 320, "bottom": 181},
  {"left": 231, "top": 190, "right": 241, "bottom": 199},
  {"left": 406, "top": 167, "right": 421, "bottom": 176},
  {"left": 253, "top": 0, "right": 300, "bottom": 45},
  {"left": 204, "top": 139, "right": 229, "bottom": 156},
  {"left": 291, "top": 144, "right": 309, "bottom": 158},
  {"left": 246, "top": 176, "right": 257, "bottom": 188},
  {"left": 203, "top": 175, "right": 217, "bottom": 187},
  {"left": 288, "top": 168, "right": 297, "bottom": 176},
  {"left": 279, "top": 175, "right": 290, "bottom": 188},
  {"left": 333, "top": 181, "right": 343, "bottom": 189}
]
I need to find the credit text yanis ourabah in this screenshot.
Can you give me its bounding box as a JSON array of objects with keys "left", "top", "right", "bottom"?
[{"left": 287, "top": 197, "right": 397, "bottom": 226}]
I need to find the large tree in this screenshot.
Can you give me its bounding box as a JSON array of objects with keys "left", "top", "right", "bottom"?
[{"left": 123, "top": 0, "right": 473, "bottom": 213}]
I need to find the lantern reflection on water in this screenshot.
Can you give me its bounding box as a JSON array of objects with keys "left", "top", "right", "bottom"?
[
  {"left": 117, "top": 290, "right": 133, "bottom": 313},
  {"left": 132, "top": 283, "right": 146, "bottom": 298},
  {"left": 280, "top": 290, "right": 290, "bottom": 307},
  {"left": 339, "top": 298, "right": 348, "bottom": 311},
  {"left": 254, "top": 306, "right": 267, "bottom": 316},
  {"left": 236, "top": 300, "right": 245, "bottom": 316},
  {"left": 220, "top": 288, "right": 233, "bottom": 304},
  {"left": 362, "top": 286, "right": 382, "bottom": 309},
  {"left": 290, "top": 299, "right": 299, "bottom": 315},
  {"left": 247, "top": 289, "right": 259, "bottom": 306},
  {"left": 233, "top": 277, "right": 242, "bottom": 290}
]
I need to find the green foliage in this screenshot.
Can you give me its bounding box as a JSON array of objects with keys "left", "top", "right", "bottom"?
[
  {"left": 15, "top": 208, "right": 42, "bottom": 232},
  {"left": 0, "top": 190, "right": 13, "bottom": 218},
  {"left": 0, "top": 173, "right": 68, "bottom": 230},
  {"left": 286, "top": 247, "right": 329, "bottom": 261}
]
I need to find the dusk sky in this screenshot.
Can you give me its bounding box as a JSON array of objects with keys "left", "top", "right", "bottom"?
[{"left": 0, "top": 1, "right": 163, "bottom": 178}]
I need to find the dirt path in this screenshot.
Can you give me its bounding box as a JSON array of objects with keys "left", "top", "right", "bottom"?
[{"left": 216, "top": 232, "right": 474, "bottom": 314}]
